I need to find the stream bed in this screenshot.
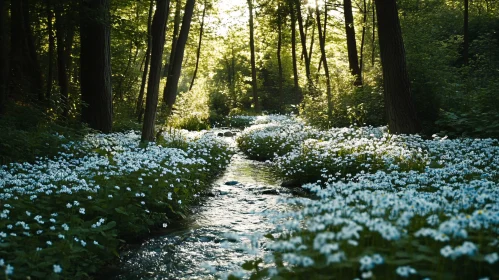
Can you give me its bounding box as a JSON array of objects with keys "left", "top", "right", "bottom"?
[{"left": 112, "top": 144, "right": 303, "bottom": 279}]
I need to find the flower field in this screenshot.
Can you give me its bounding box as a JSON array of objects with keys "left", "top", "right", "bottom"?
[
  {"left": 236, "top": 116, "right": 499, "bottom": 279},
  {"left": 0, "top": 130, "right": 233, "bottom": 279}
]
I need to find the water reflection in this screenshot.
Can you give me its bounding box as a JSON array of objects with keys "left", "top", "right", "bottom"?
[{"left": 114, "top": 153, "right": 293, "bottom": 279}]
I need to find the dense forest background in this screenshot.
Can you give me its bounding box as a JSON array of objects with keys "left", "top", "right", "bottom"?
[{"left": 1, "top": 0, "right": 498, "bottom": 164}]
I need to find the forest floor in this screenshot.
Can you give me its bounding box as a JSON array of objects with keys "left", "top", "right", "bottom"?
[{"left": 1, "top": 115, "right": 498, "bottom": 279}]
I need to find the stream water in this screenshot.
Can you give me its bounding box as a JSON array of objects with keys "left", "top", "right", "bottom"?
[{"left": 112, "top": 137, "right": 300, "bottom": 279}]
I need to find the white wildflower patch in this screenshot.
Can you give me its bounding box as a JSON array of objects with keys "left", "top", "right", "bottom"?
[
  {"left": 0, "top": 129, "right": 233, "bottom": 278},
  {"left": 235, "top": 115, "right": 499, "bottom": 279}
]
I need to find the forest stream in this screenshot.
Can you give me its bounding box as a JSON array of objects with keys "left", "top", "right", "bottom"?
[{"left": 110, "top": 133, "right": 306, "bottom": 279}]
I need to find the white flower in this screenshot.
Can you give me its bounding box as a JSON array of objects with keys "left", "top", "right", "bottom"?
[
  {"left": 5, "top": 264, "right": 13, "bottom": 275},
  {"left": 53, "top": 264, "right": 62, "bottom": 273},
  {"left": 396, "top": 266, "right": 416, "bottom": 277},
  {"left": 484, "top": 252, "right": 498, "bottom": 264},
  {"left": 79, "top": 208, "right": 85, "bottom": 215}
]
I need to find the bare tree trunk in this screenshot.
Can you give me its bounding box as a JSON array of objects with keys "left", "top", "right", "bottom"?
[
  {"left": 317, "top": 0, "right": 327, "bottom": 76},
  {"left": 463, "top": 0, "right": 469, "bottom": 66},
  {"left": 11, "top": 0, "right": 43, "bottom": 102},
  {"left": 277, "top": 1, "right": 283, "bottom": 104},
  {"left": 46, "top": 0, "right": 54, "bottom": 100},
  {"left": 344, "top": 0, "right": 362, "bottom": 85},
  {"left": 162, "top": 0, "right": 182, "bottom": 103},
  {"left": 247, "top": 0, "right": 259, "bottom": 112},
  {"left": 80, "top": 0, "right": 113, "bottom": 133},
  {"left": 142, "top": 0, "right": 170, "bottom": 141},
  {"left": 189, "top": 0, "right": 207, "bottom": 91},
  {"left": 295, "top": 0, "right": 311, "bottom": 82},
  {"left": 316, "top": 0, "right": 332, "bottom": 119},
  {"left": 307, "top": 8, "right": 315, "bottom": 68},
  {"left": 371, "top": 2, "right": 376, "bottom": 66},
  {"left": 359, "top": 0, "right": 368, "bottom": 81},
  {"left": 55, "top": 4, "right": 69, "bottom": 118},
  {"left": 375, "top": 0, "right": 421, "bottom": 134},
  {"left": 290, "top": 1, "right": 299, "bottom": 92},
  {"left": 163, "top": 0, "right": 195, "bottom": 112},
  {"left": 0, "top": 0, "right": 9, "bottom": 116},
  {"left": 137, "top": 0, "right": 154, "bottom": 121}
]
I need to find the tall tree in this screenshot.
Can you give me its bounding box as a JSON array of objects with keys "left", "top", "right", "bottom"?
[
  {"left": 294, "top": 0, "right": 311, "bottom": 81},
  {"left": 163, "top": 0, "right": 195, "bottom": 112},
  {"left": 46, "top": 0, "right": 55, "bottom": 100},
  {"left": 10, "top": 0, "right": 44, "bottom": 102},
  {"left": 80, "top": 0, "right": 113, "bottom": 133},
  {"left": 289, "top": 0, "right": 299, "bottom": 92},
  {"left": 463, "top": 0, "right": 469, "bottom": 66},
  {"left": 142, "top": 0, "right": 170, "bottom": 141},
  {"left": 277, "top": 0, "right": 284, "bottom": 102},
  {"left": 344, "top": 0, "right": 362, "bottom": 85},
  {"left": 316, "top": 0, "right": 332, "bottom": 119},
  {"left": 55, "top": 2, "right": 70, "bottom": 118},
  {"left": 0, "top": 0, "right": 8, "bottom": 116},
  {"left": 162, "top": 0, "right": 182, "bottom": 102},
  {"left": 136, "top": 0, "right": 154, "bottom": 121},
  {"left": 189, "top": 0, "right": 207, "bottom": 91},
  {"left": 375, "top": 0, "right": 421, "bottom": 134},
  {"left": 247, "top": 0, "right": 260, "bottom": 112},
  {"left": 359, "top": 0, "right": 368, "bottom": 80}
]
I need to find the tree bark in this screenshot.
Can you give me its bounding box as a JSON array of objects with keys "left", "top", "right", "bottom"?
[
  {"left": 294, "top": 0, "right": 311, "bottom": 81},
  {"left": 46, "top": 0, "right": 54, "bottom": 100},
  {"left": 277, "top": 1, "right": 283, "bottom": 104},
  {"left": 189, "top": 0, "right": 207, "bottom": 91},
  {"left": 247, "top": 0, "right": 259, "bottom": 112},
  {"left": 80, "top": 0, "right": 113, "bottom": 133},
  {"left": 359, "top": 0, "right": 367, "bottom": 81},
  {"left": 316, "top": 0, "right": 332, "bottom": 119},
  {"left": 142, "top": 0, "right": 170, "bottom": 142},
  {"left": 289, "top": 1, "right": 299, "bottom": 92},
  {"left": 375, "top": 0, "right": 421, "bottom": 134},
  {"left": 55, "top": 4, "right": 69, "bottom": 118},
  {"left": 371, "top": 1, "right": 376, "bottom": 66},
  {"left": 344, "top": 0, "right": 362, "bottom": 85},
  {"left": 317, "top": 0, "right": 327, "bottom": 75},
  {"left": 463, "top": 0, "right": 469, "bottom": 66},
  {"left": 10, "top": 0, "right": 43, "bottom": 102},
  {"left": 136, "top": 0, "right": 154, "bottom": 121},
  {"left": 162, "top": 0, "right": 182, "bottom": 103},
  {"left": 0, "top": 0, "right": 8, "bottom": 116}
]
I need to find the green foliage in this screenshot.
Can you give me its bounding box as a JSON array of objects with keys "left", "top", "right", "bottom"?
[{"left": 0, "top": 104, "right": 86, "bottom": 165}]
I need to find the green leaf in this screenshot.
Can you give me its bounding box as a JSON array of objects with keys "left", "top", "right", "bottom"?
[{"left": 114, "top": 207, "right": 128, "bottom": 216}]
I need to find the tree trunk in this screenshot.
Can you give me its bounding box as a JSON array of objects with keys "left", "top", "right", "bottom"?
[
  {"left": 80, "top": 0, "right": 113, "bottom": 133},
  {"left": 55, "top": 4, "right": 69, "bottom": 118},
  {"left": 277, "top": 1, "right": 283, "bottom": 104},
  {"left": 344, "top": 0, "right": 362, "bottom": 85},
  {"left": 317, "top": 0, "right": 327, "bottom": 75},
  {"left": 289, "top": 1, "right": 299, "bottom": 92},
  {"left": 371, "top": 2, "right": 376, "bottom": 66},
  {"left": 307, "top": 8, "right": 315, "bottom": 68},
  {"left": 163, "top": 0, "right": 194, "bottom": 111},
  {"left": 247, "top": 0, "right": 259, "bottom": 112},
  {"left": 142, "top": 0, "right": 170, "bottom": 142},
  {"left": 46, "top": 0, "right": 54, "bottom": 100},
  {"left": 375, "top": 0, "right": 421, "bottom": 134},
  {"left": 463, "top": 0, "right": 469, "bottom": 66},
  {"left": 316, "top": 0, "right": 332, "bottom": 119},
  {"left": 10, "top": 0, "right": 43, "bottom": 102},
  {"left": 294, "top": 0, "right": 311, "bottom": 81},
  {"left": 189, "top": 0, "right": 206, "bottom": 91},
  {"left": 136, "top": 0, "right": 154, "bottom": 121},
  {"left": 359, "top": 0, "right": 367, "bottom": 81},
  {"left": 0, "top": 0, "right": 8, "bottom": 116},
  {"left": 161, "top": 0, "right": 182, "bottom": 104}
]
